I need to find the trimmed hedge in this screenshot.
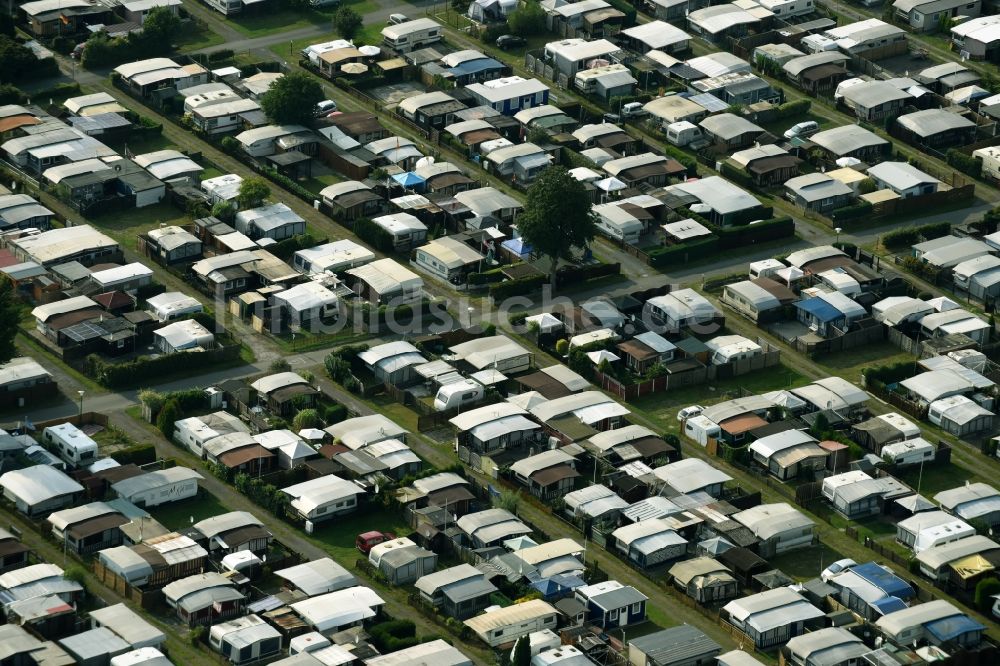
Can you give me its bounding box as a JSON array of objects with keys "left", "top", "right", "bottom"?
[
  {"left": 881, "top": 221, "right": 951, "bottom": 250},
  {"left": 85, "top": 344, "right": 241, "bottom": 389},
  {"left": 269, "top": 233, "right": 320, "bottom": 261},
  {"left": 555, "top": 262, "right": 620, "bottom": 286},
  {"left": 830, "top": 201, "right": 873, "bottom": 222},
  {"left": 716, "top": 216, "right": 794, "bottom": 249},
  {"left": 490, "top": 274, "right": 547, "bottom": 299},
  {"left": 354, "top": 218, "right": 396, "bottom": 253},
  {"left": 114, "top": 444, "right": 157, "bottom": 466},
  {"left": 646, "top": 237, "right": 718, "bottom": 267},
  {"left": 947, "top": 149, "right": 982, "bottom": 178},
  {"left": 775, "top": 99, "right": 810, "bottom": 119}
]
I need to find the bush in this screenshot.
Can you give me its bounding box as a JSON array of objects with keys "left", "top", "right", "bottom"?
[
  {"left": 507, "top": 2, "right": 546, "bottom": 35},
  {"left": 715, "top": 216, "right": 795, "bottom": 249},
  {"left": 646, "top": 237, "right": 718, "bottom": 267},
  {"left": 115, "top": 444, "right": 156, "bottom": 466},
  {"left": 157, "top": 399, "right": 182, "bottom": 439},
  {"left": 947, "top": 149, "right": 982, "bottom": 178},
  {"left": 555, "top": 262, "right": 620, "bottom": 286},
  {"left": 369, "top": 621, "right": 420, "bottom": 652},
  {"left": 974, "top": 577, "right": 1000, "bottom": 611},
  {"left": 269, "top": 233, "right": 318, "bottom": 261},
  {"left": 555, "top": 339, "right": 569, "bottom": 355},
  {"left": 323, "top": 403, "right": 347, "bottom": 424},
  {"left": 775, "top": 99, "right": 810, "bottom": 118}
]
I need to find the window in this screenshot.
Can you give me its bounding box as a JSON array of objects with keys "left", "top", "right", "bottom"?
[
  {"left": 609, "top": 609, "right": 619, "bottom": 621},
  {"left": 631, "top": 602, "right": 642, "bottom": 615}
]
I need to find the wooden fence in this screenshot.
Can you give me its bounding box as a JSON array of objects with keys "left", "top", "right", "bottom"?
[
  {"left": 593, "top": 349, "right": 781, "bottom": 401},
  {"left": 794, "top": 321, "right": 886, "bottom": 357}
]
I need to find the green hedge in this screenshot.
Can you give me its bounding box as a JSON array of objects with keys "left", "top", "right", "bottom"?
[
  {"left": 113, "top": 444, "right": 157, "bottom": 466},
  {"left": 775, "top": 99, "right": 810, "bottom": 119},
  {"left": 718, "top": 160, "right": 753, "bottom": 189},
  {"left": 269, "top": 233, "right": 320, "bottom": 261},
  {"left": 881, "top": 222, "right": 951, "bottom": 250},
  {"left": 555, "top": 262, "right": 620, "bottom": 286},
  {"left": 85, "top": 344, "right": 241, "bottom": 389},
  {"left": 660, "top": 144, "right": 698, "bottom": 178},
  {"left": 947, "top": 149, "right": 982, "bottom": 178},
  {"left": 715, "top": 216, "right": 794, "bottom": 249},
  {"left": 490, "top": 274, "right": 547, "bottom": 299},
  {"left": 830, "top": 201, "right": 873, "bottom": 222},
  {"left": 646, "top": 237, "right": 718, "bottom": 267},
  {"left": 605, "top": 0, "right": 637, "bottom": 24}
]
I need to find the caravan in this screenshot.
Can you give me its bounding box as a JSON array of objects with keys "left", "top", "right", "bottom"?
[
  {"left": 43, "top": 422, "right": 98, "bottom": 468},
  {"left": 203, "top": 0, "right": 245, "bottom": 15},
  {"left": 434, "top": 379, "right": 484, "bottom": 411}
]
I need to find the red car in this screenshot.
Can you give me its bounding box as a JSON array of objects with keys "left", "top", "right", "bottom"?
[{"left": 356, "top": 531, "right": 396, "bottom": 554}]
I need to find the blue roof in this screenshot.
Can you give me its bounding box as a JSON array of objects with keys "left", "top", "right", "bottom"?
[
  {"left": 795, "top": 296, "right": 842, "bottom": 323},
  {"left": 925, "top": 614, "right": 985, "bottom": 642},
  {"left": 871, "top": 596, "right": 908, "bottom": 616},
  {"left": 448, "top": 58, "right": 504, "bottom": 77},
  {"left": 851, "top": 562, "right": 915, "bottom": 600}
]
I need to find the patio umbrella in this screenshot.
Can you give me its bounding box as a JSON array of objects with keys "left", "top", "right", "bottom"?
[
  {"left": 298, "top": 428, "right": 326, "bottom": 441},
  {"left": 341, "top": 62, "right": 369, "bottom": 75},
  {"left": 358, "top": 45, "right": 381, "bottom": 57},
  {"left": 835, "top": 156, "right": 862, "bottom": 168},
  {"left": 595, "top": 176, "right": 626, "bottom": 192}
]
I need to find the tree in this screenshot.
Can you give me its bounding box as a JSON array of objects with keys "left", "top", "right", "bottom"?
[
  {"left": 975, "top": 577, "right": 1000, "bottom": 611},
  {"left": 0, "top": 37, "right": 39, "bottom": 83},
  {"left": 156, "top": 399, "right": 182, "bottom": 439},
  {"left": 260, "top": 71, "right": 324, "bottom": 125},
  {"left": 511, "top": 636, "right": 531, "bottom": 666},
  {"left": 333, "top": 6, "right": 363, "bottom": 39},
  {"left": 292, "top": 408, "right": 320, "bottom": 431},
  {"left": 142, "top": 6, "right": 181, "bottom": 45},
  {"left": 237, "top": 177, "right": 270, "bottom": 209},
  {"left": 518, "top": 166, "right": 597, "bottom": 289},
  {"left": 0, "top": 277, "right": 19, "bottom": 365},
  {"left": 507, "top": 1, "right": 546, "bottom": 36}
]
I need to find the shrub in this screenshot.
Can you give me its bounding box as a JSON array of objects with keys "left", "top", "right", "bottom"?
[
  {"left": 354, "top": 218, "right": 396, "bottom": 252},
  {"left": 881, "top": 222, "right": 951, "bottom": 250},
  {"left": 830, "top": 201, "right": 873, "bottom": 223},
  {"left": 947, "top": 149, "right": 981, "bottom": 178},
  {"left": 323, "top": 403, "right": 347, "bottom": 424},
  {"left": 115, "top": 444, "right": 156, "bottom": 466},
  {"left": 157, "top": 399, "right": 182, "bottom": 439},
  {"left": 555, "top": 339, "right": 569, "bottom": 355},
  {"left": 975, "top": 578, "right": 1000, "bottom": 611},
  {"left": 489, "top": 274, "right": 547, "bottom": 299}
]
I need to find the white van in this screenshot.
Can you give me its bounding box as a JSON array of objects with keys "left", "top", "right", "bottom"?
[
  {"left": 43, "top": 422, "right": 98, "bottom": 468},
  {"left": 434, "top": 379, "right": 484, "bottom": 411},
  {"left": 666, "top": 121, "right": 705, "bottom": 148}
]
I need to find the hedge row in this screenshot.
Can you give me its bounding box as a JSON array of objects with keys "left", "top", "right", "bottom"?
[
  {"left": 715, "top": 216, "right": 794, "bottom": 249},
  {"left": 354, "top": 218, "right": 396, "bottom": 253},
  {"left": 881, "top": 221, "right": 952, "bottom": 250},
  {"left": 646, "top": 237, "right": 718, "bottom": 267},
  {"left": 268, "top": 233, "right": 320, "bottom": 261},
  {"left": 830, "top": 201, "right": 873, "bottom": 222},
  {"left": 947, "top": 149, "right": 982, "bottom": 178},
  {"left": 85, "top": 344, "right": 241, "bottom": 389},
  {"left": 555, "top": 262, "right": 621, "bottom": 285},
  {"left": 489, "top": 274, "right": 547, "bottom": 299}
]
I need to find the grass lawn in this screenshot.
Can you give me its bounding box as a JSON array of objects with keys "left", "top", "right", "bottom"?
[
  {"left": 630, "top": 362, "right": 808, "bottom": 434},
  {"left": 759, "top": 112, "right": 831, "bottom": 140},
  {"left": 895, "top": 461, "right": 978, "bottom": 496},
  {"left": 231, "top": 2, "right": 375, "bottom": 38},
  {"left": 150, "top": 493, "right": 230, "bottom": 531},
  {"left": 201, "top": 166, "right": 225, "bottom": 181},
  {"left": 368, "top": 394, "right": 420, "bottom": 433},
  {"left": 812, "top": 342, "right": 915, "bottom": 382},
  {"left": 105, "top": 132, "right": 176, "bottom": 156},
  {"left": 769, "top": 542, "right": 845, "bottom": 581},
  {"left": 92, "top": 202, "right": 190, "bottom": 251},
  {"left": 352, "top": 23, "right": 384, "bottom": 47},
  {"left": 175, "top": 18, "right": 225, "bottom": 51},
  {"left": 308, "top": 504, "right": 411, "bottom": 563},
  {"left": 273, "top": 328, "right": 371, "bottom": 353}
]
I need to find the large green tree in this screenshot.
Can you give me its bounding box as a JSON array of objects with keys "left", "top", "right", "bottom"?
[
  {"left": 237, "top": 177, "right": 270, "bottom": 209},
  {"left": 333, "top": 6, "right": 362, "bottom": 40},
  {"left": 518, "top": 166, "right": 597, "bottom": 289},
  {"left": 0, "top": 37, "right": 40, "bottom": 83},
  {"left": 142, "top": 6, "right": 181, "bottom": 45},
  {"left": 507, "top": 2, "right": 546, "bottom": 36},
  {"left": 260, "top": 71, "right": 324, "bottom": 125},
  {"left": 0, "top": 276, "right": 19, "bottom": 365}
]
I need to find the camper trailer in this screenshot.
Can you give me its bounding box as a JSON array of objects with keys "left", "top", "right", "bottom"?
[
  {"left": 684, "top": 415, "right": 720, "bottom": 446},
  {"left": 434, "top": 379, "right": 484, "bottom": 411},
  {"left": 881, "top": 438, "right": 935, "bottom": 466},
  {"left": 666, "top": 121, "right": 707, "bottom": 148},
  {"left": 43, "top": 422, "right": 98, "bottom": 468},
  {"left": 204, "top": 0, "right": 245, "bottom": 15}
]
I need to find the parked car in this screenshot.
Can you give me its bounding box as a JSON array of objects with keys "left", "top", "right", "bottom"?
[
  {"left": 71, "top": 43, "right": 86, "bottom": 60},
  {"left": 315, "top": 100, "right": 338, "bottom": 117},
  {"left": 356, "top": 531, "right": 396, "bottom": 554},
  {"left": 387, "top": 13, "right": 408, "bottom": 24},
  {"left": 783, "top": 120, "right": 819, "bottom": 139},
  {"left": 821, "top": 558, "right": 857, "bottom": 582},
  {"left": 495, "top": 34, "right": 526, "bottom": 49},
  {"left": 677, "top": 405, "right": 705, "bottom": 421}
]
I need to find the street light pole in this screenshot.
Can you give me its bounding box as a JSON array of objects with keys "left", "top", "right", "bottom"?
[
  {"left": 835, "top": 227, "right": 842, "bottom": 249},
  {"left": 77, "top": 390, "right": 85, "bottom": 418}
]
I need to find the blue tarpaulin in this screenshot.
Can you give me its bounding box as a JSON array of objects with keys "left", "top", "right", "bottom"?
[
  {"left": 392, "top": 172, "right": 425, "bottom": 189},
  {"left": 925, "top": 614, "right": 985, "bottom": 642},
  {"left": 852, "top": 562, "right": 914, "bottom": 600},
  {"left": 795, "top": 296, "right": 842, "bottom": 323}
]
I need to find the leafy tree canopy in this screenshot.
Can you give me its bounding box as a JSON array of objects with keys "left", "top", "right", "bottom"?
[
  {"left": 260, "top": 71, "right": 324, "bottom": 125},
  {"left": 518, "top": 166, "right": 597, "bottom": 289}
]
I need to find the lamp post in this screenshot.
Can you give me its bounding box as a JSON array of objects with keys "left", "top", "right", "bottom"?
[
  {"left": 77, "top": 390, "right": 85, "bottom": 418},
  {"left": 835, "top": 227, "right": 842, "bottom": 249}
]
